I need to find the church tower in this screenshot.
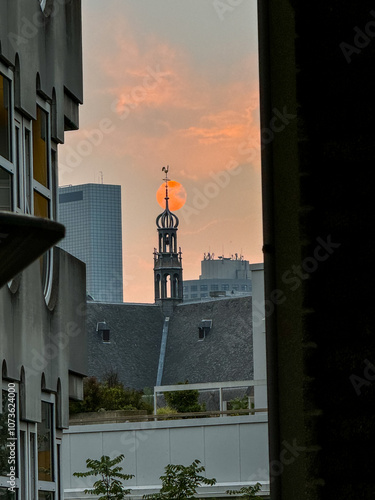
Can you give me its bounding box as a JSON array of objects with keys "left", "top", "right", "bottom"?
[{"left": 154, "top": 167, "right": 183, "bottom": 312}]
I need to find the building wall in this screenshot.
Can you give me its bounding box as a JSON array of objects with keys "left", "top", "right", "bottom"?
[
  {"left": 258, "top": 1, "right": 375, "bottom": 499},
  {"left": 183, "top": 278, "right": 252, "bottom": 301},
  {"left": 0, "top": 0, "right": 82, "bottom": 142},
  {"left": 200, "top": 257, "right": 251, "bottom": 280},
  {"left": 59, "top": 184, "right": 123, "bottom": 303},
  {"left": 63, "top": 415, "right": 270, "bottom": 499},
  {"left": 0, "top": 1, "right": 85, "bottom": 499},
  {"left": 183, "top": 257, "right": 253, "bottom": 301},
  {"left": 0, "top": 249, "right": 87, "bottom": 498}
]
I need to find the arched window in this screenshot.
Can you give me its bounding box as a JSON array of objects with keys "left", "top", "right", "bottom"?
[
  {"left": 164, "top": 273, "right": 171, "bottom": 298},
  {"left": 155, "top": 273, "right": 161, "bottom": 299}
]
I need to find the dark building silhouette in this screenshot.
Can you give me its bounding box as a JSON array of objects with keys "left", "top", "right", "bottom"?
[{"left": 258, "top": 1, "right": 375, "bottom": 499}]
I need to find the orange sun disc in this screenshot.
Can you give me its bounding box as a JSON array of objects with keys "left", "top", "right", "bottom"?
[{"left": 156, "top": 180, "right": 187, "bottom": 211}]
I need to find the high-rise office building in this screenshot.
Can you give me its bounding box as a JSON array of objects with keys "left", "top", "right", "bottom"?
[{"left": 59, "top": 183, "right": 123, "bottom": 303}]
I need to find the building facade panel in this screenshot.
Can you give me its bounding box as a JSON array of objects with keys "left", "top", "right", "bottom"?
[{"left": 59, "top": 184, "right": 123, "bottom": 303}]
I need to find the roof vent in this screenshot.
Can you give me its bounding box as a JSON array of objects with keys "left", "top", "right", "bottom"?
[{"left": 198, "top": 319, "right": 212, "bottom": 340}]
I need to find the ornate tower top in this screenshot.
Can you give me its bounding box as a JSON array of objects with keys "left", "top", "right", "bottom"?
[
  {"left": 156, "top": 166, "right": 179, "bottom": 229},
  {"left": 154, "top": 166, "right": 183, "bottom": 313}
]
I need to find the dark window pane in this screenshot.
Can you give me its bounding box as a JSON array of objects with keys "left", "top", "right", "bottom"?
[
  {"left": 33, "top": 107, "right": 49, "bottom": 187},
  {"left": 0, "top": 487, "right": 17, "bottom": 499},
  {"left": 0, "top": 167, "right": 12, "bottom": 211},
  {"left": 15, "top": 128, "right": 21, "bottom": 209},
  {"left": 34, "top": 191, "right": 49, "bottom": 219},
  {"left": 0, "top": 75, "right": 11, "bottom": 161},
  {"left": 25, "top": 130, "right": 31, "bottom": 214},
  {"left": 38, "top": 493, "right": 53, "bottom": 500},
  {"left": 37, "top": 402, "right": 53, "bottom": 481}
]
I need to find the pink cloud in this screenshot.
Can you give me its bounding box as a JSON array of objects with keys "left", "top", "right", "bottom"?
[{"left": 78, "top": 12, "right": 261, "bottom": 177}]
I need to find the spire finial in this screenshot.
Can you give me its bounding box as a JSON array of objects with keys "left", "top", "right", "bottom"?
[
  {"left": 162, "top": 165, "right": 169, "bottom": 208},
  {"left": 156, "top": 165, "right": 179, "bottom": 229}
]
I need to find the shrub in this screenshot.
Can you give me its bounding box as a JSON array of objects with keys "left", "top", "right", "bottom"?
[
  {"left": 156, "top": 407, "right": 178, "bottom": 419},
  {"left": 164, "top": 382, "right": 203, "bottom": 413},
  {"left": 69, "top": 376, "right": 153, "bottom": 415}
]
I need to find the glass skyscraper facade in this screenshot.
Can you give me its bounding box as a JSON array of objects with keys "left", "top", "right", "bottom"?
[{"left": 58, "top": 183, "right": 123, "bottom": 303}]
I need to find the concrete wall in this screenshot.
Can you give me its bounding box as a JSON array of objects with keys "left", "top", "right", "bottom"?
[
  {"left": 0, "top": 247, "right": 87, "bottom": 427},
  {"left": 0, "top": 0, "right": 83, "bottom": 141},
  {"left": 63, "top": 415, "right": 270, "bottom": 498},
  {"left": 200, "top": 258, "right": 251, "bottom": 280}
]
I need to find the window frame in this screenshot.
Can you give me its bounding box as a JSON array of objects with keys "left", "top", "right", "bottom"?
[
  {"left": 0, "top": 383, "right": 21, "bottom": 495},
  {"left": 37, "top": 394, "right": 57, "bottom": 495},
  {"left": 0, "top": 64, "right": 15, "bottom": 214},
  {"left": 32, "top": 98, "right": 53, "bottom": 218},
  {"left": 0, "top": 63, "right": 14, "bottom": 173}
]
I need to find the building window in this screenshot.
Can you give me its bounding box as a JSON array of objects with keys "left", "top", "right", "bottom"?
[
  {"left": 0, "top": 74, "right": 12, "bottom": 162},
  {"left": 200, "top": 293, "right": 208, "bottom": 298},
  {"left": 191, "top": 285, "right": 198, "bottom": 292},
  {"left": 33, "top": 104, "right": 51, "bottom": 216},
  {"left": 0, "top": 488, "right": 16, "bottom": 499},
  {"left": 0, "top": 167, "right": 12, "bottom": 211},
  {"left": 0, "top": 72, "right": 13, "bottom": 212},
  {"left": 210, "top": 284, "right": 219, "bottom": 291},
  {"left": 191, "top": 293, "right": 198, "bottom": 298},
  {"left": 200, "top": 284, "right": 208, "bottom": 291},
  {"left": 0, "top": 387, "right": 19, "bottom": 498},
  {"left": 183, "top": 285, "right": 189, "bottom": 293},
  {"left": 232, "top": 284, "right": 239, "bottom": 291},
  {"left": 39, "top": 491, "right": 54, "bottom": 500},
  {"left": 222, "top": 284, "right": 229, "bottom": 291},
  {"left": 37, "top": 402, "right": 53, "bottom": 482},
  {"left": 33, "top": 107, "right": 49, "bottom": 189},
  {"left": 241, "top": 284, "right": 248, "bottom": 291}
]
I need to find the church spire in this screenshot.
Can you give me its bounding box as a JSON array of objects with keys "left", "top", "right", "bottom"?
[
  {"left": 156, "top": 166, "right": 179, "bottom": 230},
  {"left": 154, "top": 166, "right": 183, "bottom": 313}
]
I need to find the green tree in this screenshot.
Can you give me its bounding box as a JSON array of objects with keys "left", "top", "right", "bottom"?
[
  {"left": 143, "top": 459, "right": 216, "bottom": 499},
  {"left": 70, "top": 376, "right": 102, "bottom": 414},
  {"left": 164, "top": 382, "right": 203, "bottom": 413},
  {"left": 227, "top": 483, "right": 262, "bottom": 499},
  {"left": 73, "top": 454, "right": 134, "bottom": 500}
]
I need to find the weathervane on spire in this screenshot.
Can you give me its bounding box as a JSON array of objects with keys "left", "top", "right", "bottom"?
[
  {"left": 162, "top": 166, "right": 170, "bottom": 205},
  {"left": 162, "top": 165, "right": 169, "bottom": 182}
]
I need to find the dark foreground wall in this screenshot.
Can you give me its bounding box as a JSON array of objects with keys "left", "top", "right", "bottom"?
[{"left": 258, "top": 1, "right": 375, "bottom": 499}]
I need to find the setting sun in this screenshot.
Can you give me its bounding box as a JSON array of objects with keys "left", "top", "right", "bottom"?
[{"left": 156, "top": 180, "right": 187, "bottom": 211}]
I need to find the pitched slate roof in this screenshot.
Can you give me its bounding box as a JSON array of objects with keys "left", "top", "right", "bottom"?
[
  {"left": 86, "top": 296, "right": 253, "bottom": 390},
  {"left": 161, "top": 296, "right": 253, "bottom": 385},
  {"left": 86, "top": 302, "right": 164, "bottom": 390}
]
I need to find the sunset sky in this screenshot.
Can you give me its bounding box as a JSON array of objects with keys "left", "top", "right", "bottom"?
[{"left": 59, "top": 0, "right": 262, "bottom": 303}]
